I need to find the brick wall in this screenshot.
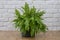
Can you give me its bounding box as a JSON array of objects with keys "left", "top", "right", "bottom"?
[{"left": 0, "top": 0, "right": 60, "bottom": 31}]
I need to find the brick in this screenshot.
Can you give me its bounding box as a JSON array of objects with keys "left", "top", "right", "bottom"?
[
  {"left": 0, "top": 0, "right": 60, "bottom": 30},
  {"left": 53, "top": 13, "right": 60, "bottom": 18},
  {"left": 43, "top": 13, "right": 53, "bottom": 18},
  {"left": 43, "top": 18, "right": 58, "bottom": 22},
  {"left": 0, "top": 27, "right": 15, "bottom": 31},
  {"left": 0, "top": 1, "right": 25, "bottom": 5},
  {"left": 48, "top": 27, "right": 57, "bottom": 31},
  {"left": 0, "top": 18, "right": 8, "bottom": 22},
  {"left": 0, "top": 5, "right": 4, "bottom": 8},
  {"left": 0, "top": 9, "right": 8, "bottom": 13}
]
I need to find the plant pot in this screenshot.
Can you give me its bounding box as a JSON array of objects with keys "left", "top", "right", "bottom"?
[{"left": 22, "top": 31, "right": 35, "bottom": 37}]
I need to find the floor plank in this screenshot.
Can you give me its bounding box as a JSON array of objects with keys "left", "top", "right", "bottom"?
[{"left": 0, "top": 31, "right": 60, "bottom": 40}]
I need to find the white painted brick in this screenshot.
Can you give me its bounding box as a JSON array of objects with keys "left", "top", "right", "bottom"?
[
  {"left": 0, "top": 0, "right": 60, "bottom": 30},
  {"left": 0, "top": 22, "right": 4, "bottom": 27},
  {"left": 43, "top": 18, "right": 60, "bottom": 27},
  {"left": 53, "top": 13, "right": 60, "bottom": 18},
  {"left": 0, "top": 5, "right": 4, "bottom": 8},
  {"left": 0, "top": 22, "right": 14, "bottom": 28},
  {"left": 33, "top": 0, "right": 58, "bottom": 1},
  {"left": 3, "top": 22, "right": 14, "bottom": 27},
  {"left": 0, "top": 18, "right": 8, "bottom": 22},
  {"left": 4, "top": 5, "right": 16, "bottom": 9},
  {"left": 1, "top": 12, "right": 14, "bottom": 18},
  {"left": 43, "top": 13, "right": 53, "bottom": 18},
  {"left": 45, "top": 9, "right": 59, "bottom": 13},
  {"left": 43, "top": 21, "right": 53, "bottom": 27},
  {"left": 8, "top": 17, "right": 14, "bottom": 22},
  {"left": 0, "top": 1, "right": 17, "bottom": 5},
  {"left": 43, "top": 18, "right": 58, "bottom": 22},
  {"left": 39, "top": 5, "right": 56, "bottom": 9},
  {"left": 52, "top": 21, "right": 60, "bottom": 26},
  {"left": 2, "top": 1, "right": 32, "bottom": 9},
  {"left": 33, "top": 0, "right": 59, "bottom": 5},
  {"left": 48, "top": 27, "right": 57, "bottom": 31},
  {"left": 33, "top": 1, "right": 46, "bottom": 5},
  {"left": 0, "top": 27, "right": 15, "bottom": 31},
  {"left": 7, "top": 9, "right": 15, "bottom": 13},
  {"left": 0, "top": 0, "right": 24, "bottom": 1},
  {"left": 0, "top": 1, "right": 25, "bottom": 5},
  {"left": 56, "top": 27, "right": 60, "bottom": 30},
  {"left": 0, "top": 9, "right": 8, "bottom": 14},
  {"left": 55, "top": 5, "right": 60, "bottom": 9},
  {"left": 0, "top": 22, "right": 9, "bottom": 27},
  {"left": 45, "top": 0, "right": 58, "bottom": 5}
]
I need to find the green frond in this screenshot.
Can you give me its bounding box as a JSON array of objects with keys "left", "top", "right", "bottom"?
[{"left": 13, "top": 2, "right": 47, "bottom": 37}]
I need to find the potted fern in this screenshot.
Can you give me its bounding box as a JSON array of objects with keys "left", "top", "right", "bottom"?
[{"left": 13, "top": 2, "right": 47, "bottom": 37}]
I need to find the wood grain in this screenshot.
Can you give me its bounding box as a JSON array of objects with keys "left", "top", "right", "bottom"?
[{"left": 0, "top": 31, "right": 60, "bottom": 40}]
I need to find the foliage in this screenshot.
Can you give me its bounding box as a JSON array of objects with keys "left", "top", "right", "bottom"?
[{"left": 13, "top": 2, "right": 47, "bottom": 36}]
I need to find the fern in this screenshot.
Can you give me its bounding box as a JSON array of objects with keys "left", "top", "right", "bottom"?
[{"left": 13, "top": 2, "right": 47, "bottom": 37}]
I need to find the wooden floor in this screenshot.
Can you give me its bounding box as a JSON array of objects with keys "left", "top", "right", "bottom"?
[{"left": 0, "top": 31, "right": 60, "bottom": 40}]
